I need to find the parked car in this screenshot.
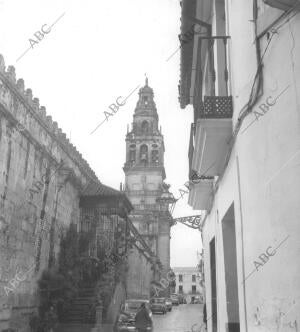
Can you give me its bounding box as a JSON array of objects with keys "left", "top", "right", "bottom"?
[
  {"left": 194, "top": 296, "right": 201, "bottom": 304},
  {"left": 165, "top": 298, "right": 172, "bottom": 311},
  {"left": 114, "top": 299, "right": 153, "bottom": 332},
  {"left": 150, "top": 298, "right": 167, "bottom": 314},
  {"left": 170, "top": 294, "right": 179, "bottom": 306}
]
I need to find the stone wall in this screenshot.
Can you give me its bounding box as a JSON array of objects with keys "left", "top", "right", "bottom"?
[{"left": 0, "top": 54, "right": 99, "bottom": 331}]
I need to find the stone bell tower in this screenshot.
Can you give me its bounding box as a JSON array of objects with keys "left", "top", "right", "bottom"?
[{"left": 123, "top": 78, "right": 172, "bottom": 298}]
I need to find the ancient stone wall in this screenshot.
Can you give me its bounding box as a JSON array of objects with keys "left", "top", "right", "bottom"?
[{"left": 0, "top": 54, "right": 99, "bottom": 330}]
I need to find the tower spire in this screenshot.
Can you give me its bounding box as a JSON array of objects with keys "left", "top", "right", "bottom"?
[{"left": 123, "top": 81, "right": 170, "bottom": 298}]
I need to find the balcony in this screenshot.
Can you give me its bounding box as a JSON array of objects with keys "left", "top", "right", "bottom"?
[
  {"left": 188, "top": 179, "right": 214, "bottom": 210},
  {"left": 188, "top": 36, "right": 233, "bottom": 178},
  {"left": 191, "top": 116, "right": 232, "bottom": 177},
  {"left": 198, "top": 96, "right": 233, "bottom": 118}
]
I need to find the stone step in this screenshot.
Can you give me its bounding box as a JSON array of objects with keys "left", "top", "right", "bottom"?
[
  {"left": 67, "top": 305, "right": 92, "bottom": 309},
  {"left": 63, "top": 313, "right": 92, "bottom": 320},
  {"left": 63, "top": 309, "right": 93, "bottom": 316},
  {"left": 61, "top": 287, "right": 96, "bottom": 326},
  {"left": 73, "top": 298, "right": 95, "bottom": 303},
  {"left": 60, "top": 317, "right": 94, "bottom": 325},
  {"left": 57, "top": 323, "right": 94, "bottom": 332},
  {"left": 62, "top": 317, "right": 90, "bottom": 323},
  {"left": 78, "top": 288, "right": 95, "bottom": 295}
]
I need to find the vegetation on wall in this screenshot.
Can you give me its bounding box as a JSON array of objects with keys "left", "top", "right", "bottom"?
[
  {"left": 33, "top": 223, "right": 80, "bottom": 329},
  {"left": 32, "top": 221, "right": 129, "bottom": 329}
]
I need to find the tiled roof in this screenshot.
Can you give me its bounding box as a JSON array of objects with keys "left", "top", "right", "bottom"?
[
  {"left": 80, "top": 180, "right": 133, "bottom": 212},
  {"left": 82, "top": 180, "right": 123, "bottom": 197}
]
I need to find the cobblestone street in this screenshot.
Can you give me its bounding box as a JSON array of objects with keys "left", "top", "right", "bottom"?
[{"left": 152, "top": 304, "right": 204, "bottom": 332}]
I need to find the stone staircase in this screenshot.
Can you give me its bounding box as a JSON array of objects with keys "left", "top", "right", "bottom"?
[
  {"left": 57, "top": 287, "right": 97, "bottom": 332},
  {"left": 56, "top": 323, "right": 94, "bottom": 332}
]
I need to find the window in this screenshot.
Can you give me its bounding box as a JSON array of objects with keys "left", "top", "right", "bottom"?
[
  {"left": 129, "top": 150, "right": 136, "bottom": 163},
  {"left": 129, "top": 144, "right": 136, "bottom": 163},
  {"left": 141, "top": 121, "right": 149, "bottom": 134},
  {"left": 179, "top": 285, "right": 183, "bottom": 293},
  {"left": 192, "top": 274, "right": 196, "bottom": 282},
  {"left": 192, "top": 285, "right": 196, "bottom": 294},
  {"left": 151, "top": 298, "right": 165, "bottom": 304},
  {"left": 125, "top": 301, "right": 150, "bottom": 311},
  {"left": 151, "top": 150, "right": 159, "bottom": 164},
  {"left": 140, "top": 144, "right": 148, "bottom": 163},
  {"left": 142, "top": 96, "right": 149, "bottom": 105},
  {"left": 179, "top": 274, "right": 183, "bottom": 282}
]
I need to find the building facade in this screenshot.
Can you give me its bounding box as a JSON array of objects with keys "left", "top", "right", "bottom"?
[
  {"left": 0, "top": 55, "right": 132, "bottom": 330},
  {"left": 173, "top": 267, "right": 202, "bottom": 302},
  {"left": 179, "top": 1, "right": 300, "bottom": 331},
  {"left": 124, "top": 79, "right": 173, "bottom": 298}
]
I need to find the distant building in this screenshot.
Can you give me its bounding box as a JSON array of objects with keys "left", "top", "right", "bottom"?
[{"left": 173, "top": 267, "right": 202, "bottom": 301}]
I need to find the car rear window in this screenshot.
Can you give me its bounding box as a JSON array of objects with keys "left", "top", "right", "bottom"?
[
  {"left": 125, "top": 301, "right": 149, "bottom": 311},
  {"left": 152, "top": 298, "right": 165, "bottom": 303}
]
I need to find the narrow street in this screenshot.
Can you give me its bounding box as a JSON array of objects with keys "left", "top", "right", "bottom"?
[
  {"left": 0, "top": 0, "right": 299, "bottom": 331},
  {"left": 152, "top": 304, "right": 204, "bottom": 332}
]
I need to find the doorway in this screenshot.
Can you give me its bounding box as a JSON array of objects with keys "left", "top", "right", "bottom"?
[
  {"left": 222, "top": 204, "right": 240, "bottom": 332},
  {"left": 210, "top": 237, "right": 217, "bottom": 332}
]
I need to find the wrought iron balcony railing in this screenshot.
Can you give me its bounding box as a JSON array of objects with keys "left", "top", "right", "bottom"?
[{"left": 198, "top": 95, "right": 233, "bottom": 119}]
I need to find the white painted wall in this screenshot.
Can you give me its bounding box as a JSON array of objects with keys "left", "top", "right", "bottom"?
[{"left": 200, "top": 1, "right": 300, "bottom": 331}]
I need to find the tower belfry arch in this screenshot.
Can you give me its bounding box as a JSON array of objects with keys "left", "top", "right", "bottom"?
[{"left": 123, "top": 78, "right": 173, "bottom": 298}]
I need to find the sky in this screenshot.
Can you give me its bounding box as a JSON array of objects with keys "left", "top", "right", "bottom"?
[{"left": 0, "top": 0, "right": 202, "bottom": 267}]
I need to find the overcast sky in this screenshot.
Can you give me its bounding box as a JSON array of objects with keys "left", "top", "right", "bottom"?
[{"left": 0, "top": 0, "right": 202, "bottom": 267}]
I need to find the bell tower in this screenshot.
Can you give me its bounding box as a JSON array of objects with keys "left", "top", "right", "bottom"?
[{"left": 124, "top": 78, "right": 171, "bottom": 298}]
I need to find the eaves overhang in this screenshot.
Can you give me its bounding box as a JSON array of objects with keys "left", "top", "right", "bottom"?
[
  {"left": 80, "top": 181, "right": 133, "bottom": 214},
  {"left": 263, "top": 0, "right": 300, "bottom": 10}
]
